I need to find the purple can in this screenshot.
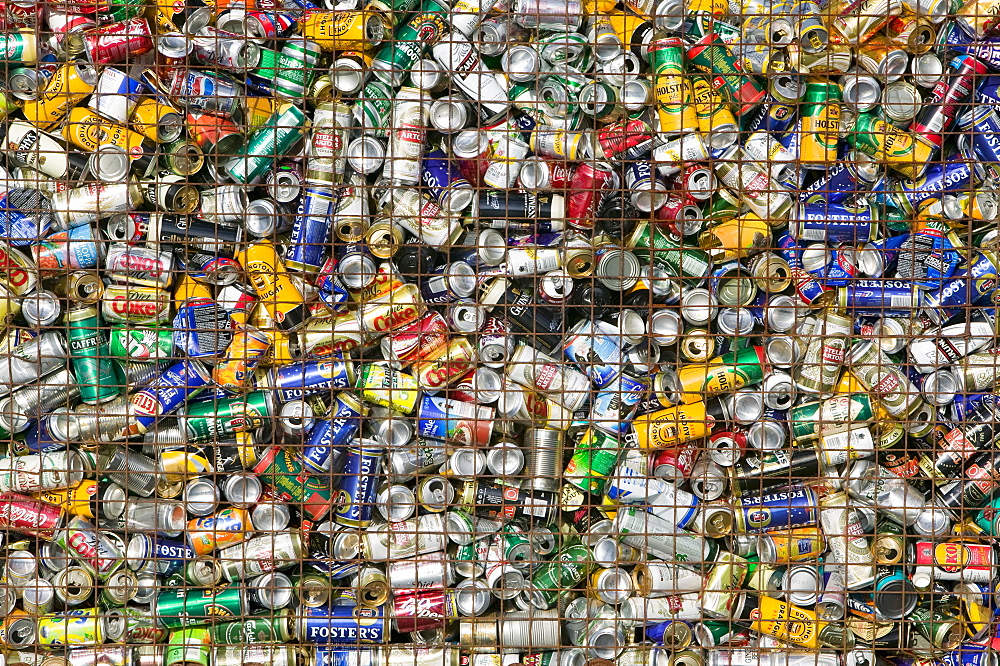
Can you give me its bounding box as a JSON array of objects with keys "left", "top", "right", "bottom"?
[{"left": 421, "top": 149, "right": 474, "bottom": 213}]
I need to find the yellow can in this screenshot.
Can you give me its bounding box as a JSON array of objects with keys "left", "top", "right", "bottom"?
[
  {"left": 63, "top": 107, "right": 150, "bottom": 161},
  {"left": 34, "top": 479, "right": 98, "bottom": 519},
  {"left": 235, "top": 241, "right": 309, "bottom": 331},
  {"left": 301, "top": 10, "right": 389, "bottom": 52},
  {"left": 130, "top": 97, "right": 184, "bottom": 144},
  {"left": 692, "top": 76, "right": 738, "bottom": 147},
  {"left": 243, "top": 96, "right": 281, "bottom": 132},
  {"left": 749, "top": 595, "right": 827, "bottom": 649},
  {"left": 357, "top": 363, "right": 421, "bottom": 414},
  {"left": 698, "top": 212, "right": 772, "bottom": 262},
  {"left": 214, "top": 327, "right": 273, "bottom": 390},
  {"left": 649, "top": 38, "right": 697, "bottom": 136},
  {"left": 22, "top": 63, "right": 97, "bottom": 130},
  {"left": 173, "top": 275, "right": 213, "bottom": 311},
  {"left": 632, "top": 400, "right": 717, "bottom": 449}
]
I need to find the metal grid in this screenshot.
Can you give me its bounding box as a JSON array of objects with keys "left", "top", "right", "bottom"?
[{"left": 0, "top": 3, "right": 997, "bottom": 666}]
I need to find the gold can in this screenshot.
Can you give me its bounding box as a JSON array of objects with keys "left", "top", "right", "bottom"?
[
  {"left": 213, "top": 327, "right": 273, "bottom": 390},
  {"left": 22, "top": 63, "right": 97, "bottom": 130},
  {"left": 956, "top": 0, "right": 1000, "bottom": 39},
  {"left": 130, "top": 97, "right": 184, "bottom": 144},
  {"left": 243, "top": 95, "right": 281, "bottom": 131},
  {"left": 300, "top": 10, "right": 389, "bottom": 51},
  {"left": 34, "top": 479, "right": 98, "bottom": 519},
  {"left": 63, "top": 107, "right": 149, "bottom": 159}
]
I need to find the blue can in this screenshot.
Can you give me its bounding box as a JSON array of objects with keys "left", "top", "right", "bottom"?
[
  {"left": 735, "top": 485, "right": 817, "bottom": 534},
  {"left": 891, "top": 157, "right": 981, "bottom": 215},
  {"left": 314, "top": 648, "right": 379, "bottom": 666},
  {"left": 0, "top": 189, "right": 49, "bottom": 245},
  {"left": 743, "top": 96, "right": 796, "bottom": 135},
  {"left": 285, "top": 187, "right": 336, "bottom": 273},
  {"left": 824, "top": 249, "right": 857, "bottom": 287},
  {"left": 953, "top": 393, "right": 1000, "bottom": 423},
  {"left": 21, "top": 417, "right": 65, "bottom": 454},
  {"left": 128, "top": 534, "right": 195, "bottom": 575},
  {"left": 799, "top": 159, "right": 879, "bottom": 205},
  {"left": 128, "top": 359, "right": 212, "bottom": 436},
  {"left": 776, "top": 233, "right": 831, "bottom": 305},
  {"left": 302, "top": 393, "right": 364, "bottom": 474},
  {"left": 940, "top": 644, "right": 994, "bottom": 666},
  {"left": 298, "top": 604, "right": 386, "bottom": 644},
  {"left": 421, "top": 149, "right": 474, "bottom": 213},
  {"left": 563, "top": 319, "right": 624, "bottom": 388},
  {"left": 590, "top": 373, "right": 648, "bottom": 435},
  {"left": 270, "top": 357, "right": 354, "bottom": 402},
  {"left": 789, "top": 202, "right": 877, "bottom": 243},
  {"left": 172, "top": 299, "right": 233, "bottom": 358},
  {"left": 976, "top": 74, "right": 1000, "bottom": 110},
  {"left": 964, "top": 106, "right": 1000, "bottom": 181},
  {"left": 841, "top": 279, "right": 921, "bottom": 316},
  {"left": 923, "top": 251, "right": 1000, "bottom": 322},
  {"left": 332, "top": 445, "right": 383, "bottom": 528}
]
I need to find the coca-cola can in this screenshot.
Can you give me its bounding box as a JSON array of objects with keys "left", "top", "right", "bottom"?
[
  {"left": 0, "top": 492, "right": 63, "bottom": 539},
  {"left": 84, "top": 17, "right": 154, "bottom": 65}
]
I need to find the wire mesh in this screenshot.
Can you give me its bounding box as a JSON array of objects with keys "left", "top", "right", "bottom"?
[{"left": 0, "top": 4, "right": 998, "bottom": 666}]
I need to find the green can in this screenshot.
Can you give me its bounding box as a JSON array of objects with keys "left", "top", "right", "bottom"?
[
  {"left": 0, "top": 31, "right": 35, "bottom": 63},
  {"left": 564, "top": 427, "right": 621, "bottom": 494},
  {"left": 253, "top": 46, "right": 280, "bottom": 82},
  {"left": 37, "top": 608, "right": 103, "bottom": 647},
  {"left": 528, "top": 542, "right": 592, "bottom": 609},
  {"left": 627, "top": 221, "right": 712, "bottom": 285},
  {"left": 685, "top": 33, "right": 766, "bottom": 116},
  {"left": 251, "top": 446, "right": 333, "bottom": 522},
  {"left": 789, "top": 393, "right": 874, "bottom": 443},
  {"left": 354, "top": 78, "right": 394, "bottom": 137},
  {"left": 98, "top": 0, "right": 146, "bottom": 22},
  {"left": 183, "top": 391, "right": 272, "bottom": 443},
  {"left": 154, "top": 586, "right": 246, "bottom": 629},
  {"left": 370, "top": 0, "right": 450, "bottom": 88},
  {"left": 910, "top": 604, "right": 964, "bottom": 650},
  {"left": 274, "top": 38, "right": 323, "bottom": 98},
  {"left": 108, "top": 326, "right": 173, "bottom": 360},
  {"left": 211, "top": 611, "right": 293, "bottom": 644},
  {"left": 165, "top": 628, "right": 212, "bottom": 666},
  {"left": 65, "top": 305, "right": 119, "bottom": 404},
  {"left": 975, "top": 496, "right": 1000, "bottom": 535},
  {"left": 226, "top": 104, "right": 306, "bottom": 185}
]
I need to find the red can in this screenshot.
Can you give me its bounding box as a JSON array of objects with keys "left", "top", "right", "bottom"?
[
  {"left": 84, "top": 16, "right": 154, "bottom": 65},
  {"left": 655, "top": 195, "right": 704, "bottom": 237},
  {"left": 245, "top": 10, "right": 295, "bottom": 39},
  {"left": 910, "top": 54, "right": 989, "bottom": 147},
  {"left": 187, "top": 110, "right": 243, "bottom": 156},
  {"left": 0, "top": 492, "right": 63, "bottom": 539},
  {"left": 673, "top": 163, "right": 716, "bottom": 201},
  {"left": 597, "top": 118, "right": 655, "bottom": 159},
  {"left": 566, "top": 162, "right": 614, "bottom": 231},
  {"left": 383, "top": 310, "right": 450, "bottom": 366},
  {"left": 392, "top": 588, "right": 457, "bottom": 633},
  {"left": 0, "top": 0, "right": 41, "bottom": 30},
  {"left": 651, "top": 442, "right": 700, "bottom": 478}
]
